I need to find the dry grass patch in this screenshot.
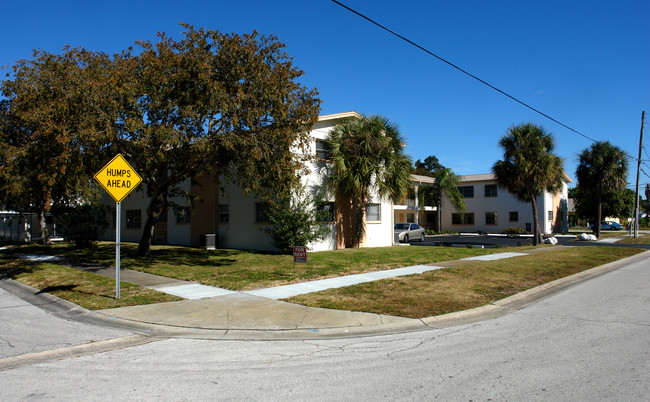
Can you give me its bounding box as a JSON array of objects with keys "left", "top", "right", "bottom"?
[
  {"left": 287, "top": 246, "right": 643, "bottom": 318},
  {"left": 7, "top": 242, "right": 533, "bottom": 290},
  {"left": 0, "top": 256, "right": 181, "bottom": 310}
]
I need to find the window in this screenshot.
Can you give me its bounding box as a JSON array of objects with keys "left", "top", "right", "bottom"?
[
  {"left": 175, "top": 207, "right": 191, "bottom": 224},
  {"left": 458, "top": 186, "right": 474, "bottom": 198},
  {"left": 426, "top": 212, "right": 436, "bottom": 223},
  {"left": 484, "top": 184, "right": 497, "bottom": 197},
  {"left": 366, "top": 203, "right": 381, "bottom": 222},
  {"left": 255, "top": 203, "right": 271, "bottom": 223},
  {"left": 485, "top": 212, "right": 498, "bottom": 225},
  {"left": 407, "top": 213, "right": 415, "bottom": 223},
  {"left": 126, "top": 210, "right": 141, "bottom": 229},
  {"left": 452, "top": 212, "right": 474, "bottom": 225},
  {"left": 509, "top": 211, "right": 519, "bottom": 222},
  {"left": 548, "top": 211, "right": 554, "bottom": 221},
  {"left": 219, "top": 204, "right": 229, "bottom": 223},
  {"left": 525, "top": 223, "right": 532, "bottom": 232},
  {"left": 316, "top": 202, "right": 335, "bottom": 222},
  {"left": 315, "top": 139, "right": 329, "bottom": 160}
]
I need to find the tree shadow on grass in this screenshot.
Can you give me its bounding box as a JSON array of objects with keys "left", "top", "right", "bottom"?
[{"left": 35, "top": 284, "right": 78, "bottom": 295}]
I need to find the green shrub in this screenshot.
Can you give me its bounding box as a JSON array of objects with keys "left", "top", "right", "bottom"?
[
  {"left": 259, "top": 191, "right": 332, "bottom": 254},
  {"left": 56, "top": 203, "right": 111, "bottom": 248},
  {"left": 504, "top": 226, "right": 526, "bottom": 235}
]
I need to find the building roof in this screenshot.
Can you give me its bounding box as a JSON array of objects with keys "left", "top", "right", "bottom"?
[
  {"left": 318, "top": 111, "right": 361, "bottom": 122},
  {"left": 458, "top": 171, "right": 573, "bottom": 184},
  {"left": 410, "top": 174, "right": 435, "bottom": 184}
]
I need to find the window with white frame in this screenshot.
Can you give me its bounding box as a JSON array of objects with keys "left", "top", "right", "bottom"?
[
  {"left": 366, "top": 203, "right": 381, "bottom": 222},
  {"left": 315, "top": 139, "right": 329, "bottom": 160},
  {"left": 219, "top": 204, "right": 229, "bottom": 223}
]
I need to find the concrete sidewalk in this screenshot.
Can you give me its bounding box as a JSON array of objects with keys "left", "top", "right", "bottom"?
[
  {"left": 84, "top": 250, "right": 538, "bottom": 339},
  {"left": 8, "top": 245, "right": 648, "bottom": 339}
]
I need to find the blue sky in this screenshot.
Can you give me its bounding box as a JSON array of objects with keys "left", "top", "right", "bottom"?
[{"left": 2, "top": 0, "right": 648, "bottom": 188}]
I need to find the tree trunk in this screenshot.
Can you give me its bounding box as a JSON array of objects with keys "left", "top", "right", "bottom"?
[
  {"left": 530, "top": 194, "right": 542, "bottom": 246},
  {"left": 351, "top": 200, "right": 365, "bottom": 248},
  {"left": 138, "top": 193, "right": 165, "bottom": 256},
  {"left": 38, "top": 209, "right": 50, "bottom": 244}
]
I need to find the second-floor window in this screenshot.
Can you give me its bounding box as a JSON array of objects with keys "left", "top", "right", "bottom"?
[
  {"left": 484, "top": 184, "right": 497, "bottom": 197},
  {"left": 315, "top": 139, "right": 329, "bottom": 160},
  {"left": 458, "top": 186, "right": 474, "bottom": 198}
]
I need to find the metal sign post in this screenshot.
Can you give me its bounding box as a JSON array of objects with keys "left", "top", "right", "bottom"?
[
  {"left": 116, "top": 202, "right": 121, "bottom": 298},
  {"left": 94, "top": 154, "right": 142, "bottom": 299}
]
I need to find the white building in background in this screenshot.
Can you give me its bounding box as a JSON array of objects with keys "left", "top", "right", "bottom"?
[
  {"left": 439, "top": 173, "right": 572, "bottom": 234},
  {"left": 101, "top": 112, "right": 395, "bottom": 251}
]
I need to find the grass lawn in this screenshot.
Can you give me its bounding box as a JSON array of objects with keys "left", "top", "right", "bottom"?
[
  {"left": 3, "top": 242, "right": 645, "bottom": 317},
  {"left": 0, "top": 254, "right": 181, "bottom": 310},
  {"left": 286, "top": 246, "right": 644, "bottom": 318},
  {"left": 5, "top": 242, "right": 533, "bottom": 290}
]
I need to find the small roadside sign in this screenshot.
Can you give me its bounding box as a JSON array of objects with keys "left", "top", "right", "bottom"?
[
  {"left": 94, "top": 154, "right": 142, "bottom": 203},
  {"left": 293, "top": 246, "right": 307, "bottom": 263},
  {"left": 93, "top": 154, "right": 142, "bottom": 298}
]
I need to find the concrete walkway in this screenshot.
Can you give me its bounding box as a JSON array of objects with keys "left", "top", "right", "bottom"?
[
  {"left": 83, "top": 251, "right": 536, "bottom": 338},
  {"left": 9, "top": 245, "right": 647, "bottom": 339}
]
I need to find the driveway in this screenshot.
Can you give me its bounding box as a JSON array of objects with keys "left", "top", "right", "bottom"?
[{"left": 414, "top": 233, "right": 650, "bottom": 249}]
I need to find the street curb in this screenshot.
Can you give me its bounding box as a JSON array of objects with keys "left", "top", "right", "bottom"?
[{"left": 421, "top": 249, "right": 650, "bottom": 329}]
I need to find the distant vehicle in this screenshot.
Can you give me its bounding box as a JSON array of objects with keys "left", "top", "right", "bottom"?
[
  {"left": 394, "top": 223, "right": 426, "bottom": 243},
  {"left": 590, "top": 221, "right": 623, "bottom": 231}
]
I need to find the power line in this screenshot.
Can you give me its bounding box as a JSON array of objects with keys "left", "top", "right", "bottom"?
[{"left": 330, "top": 0, "right": 600, "bottom": 143}]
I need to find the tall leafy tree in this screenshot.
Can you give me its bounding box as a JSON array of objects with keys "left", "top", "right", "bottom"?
[
  {"left": 106, "top": 24, "right": 320, "bottom": 256},
  {"left": 492, "top": 123, "right": 564, "bottom": 245},
  {"left": 326, "top": 114, "right": 412, "bottom": 248},
  {"left": 572, "top": 185, "right": 634, "bottom": 224},
  {"left": 413, "top": 155, "right": 444, "bottom": 176},
  {"left": 0, "top": 48, "right": 113, "bottom": 242},
  {"left": 575, "top": 141, "right": 629, "bottom": 238}
]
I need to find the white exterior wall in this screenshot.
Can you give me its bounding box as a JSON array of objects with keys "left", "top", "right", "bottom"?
[
  {"left": 440, "top": 174, "right": 570, "bottom": 234},
  {"left": 100, "top": 112, "right": 395, "bottom": 251},
  {"left": 365, "top": 197, "right": 394, "bottom": 247}
]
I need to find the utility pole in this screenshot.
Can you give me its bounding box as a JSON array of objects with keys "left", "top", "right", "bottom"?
[{"left": 633, "top": 111, "right": 645, "bottom": 238}]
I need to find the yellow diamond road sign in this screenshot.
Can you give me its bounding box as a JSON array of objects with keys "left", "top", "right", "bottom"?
[{"left": 94, "top": 154, "right": 142, "bottom": 203}]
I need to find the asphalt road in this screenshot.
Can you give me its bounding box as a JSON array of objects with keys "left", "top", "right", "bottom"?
[
  {"left": 1, "top": 250, "right": 648, "bottom": 400},
  {"left": 415, "top": 232, "right": 650, "bottom": 249}
]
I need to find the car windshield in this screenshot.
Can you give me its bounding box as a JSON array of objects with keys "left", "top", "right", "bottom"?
[{"left": 394, "top": 223, "right": 410, "bottom": 230}]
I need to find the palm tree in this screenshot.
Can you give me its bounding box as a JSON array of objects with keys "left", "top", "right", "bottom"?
[
  {"left": 492, "top": 123, "right": 564, "bottom": 245},
  {"left": 326, "top": 114, "right": 412, "bottom": 248},
  {"left": 418, "top": 167, "right": 466, "bottom": 232},
  {"left": 575, "top": 141, "right": 628, "bottom": 238}
]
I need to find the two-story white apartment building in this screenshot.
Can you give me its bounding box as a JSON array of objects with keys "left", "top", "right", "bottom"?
[
  {"left": 101, "top": 112, "right": 395, "bottom": 251},
  {"left": 439, "top": 173, "right": 572, "bottom": 234}
]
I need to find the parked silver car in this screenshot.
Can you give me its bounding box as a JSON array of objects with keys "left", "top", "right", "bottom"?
[{"left": 394, "top": 223, "right": 426, "bottom": 243}]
